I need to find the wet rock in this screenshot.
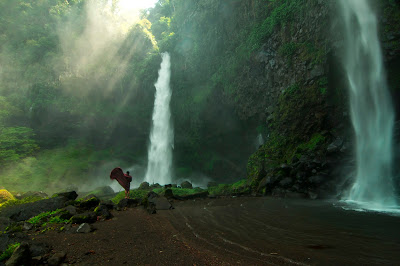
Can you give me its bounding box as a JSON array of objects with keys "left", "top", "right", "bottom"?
[
  {"left": 279, "top": 177, "right": 294, "bottom": 188},
  {"left": 53, "top": 191, "right": 78, "bottom": 201},
  {"left": 164, "top": 189, "right": 173, "bottom": 198},
  {"left": 327, "top": 138, "right": 344, "bottom": 153},
  {"left": 58, "top": 205, "right": 77, "bottom": 220},
  {"left": 47, "top": 251, "right": 66, "bottom": 266},
  {"left": 147, "top": 202, "right": 156, "bottom": 214},
  {"left": 77, "top": 195, "right": 100, "bottom": 210},
  {"left": 308, "top": 191, "right": 318, "bottom": 200},
  {"left": 23, "top": 222, "right": 33, "bottom": 231},
  {"left": 0, "top": 233, "right": 10, "bottom": 254},
  {"left": 147, "top": 191, "right": 159, "bottom": 201},
  {"left": 29, "top": 242, "right": 50, "bottom": 257},
  {"left": 5, "top": 243, "right": 30, "bottom": 266},
  {"left": 180, "top": 181, "right": 193, "bottom": 189},
  {"left": 1, "top": 194, "right": 77, "bottom": 222},
  {"left": 309, "top": 175, "right": 325, "bottom": 185},
  {"left": 70, "top": 212, "right": 97, "bottom": 224},
  {"left": 117, "top": 198, "right": 139, "bottom": 209},
  {"left": 139, "top": 182, "right": 150, "bottom": 190},
  {"left": 0, "top": 217, "right": 10, "bottom": 232},
  {"left": 94, "top": 204, "right": 113, "bottom": 219},
  {"left": 76, "top": 223, "right": 92, "bottom": 233},
  {"left": 148, "top": 197, "right": 173, "bottom": 210}
]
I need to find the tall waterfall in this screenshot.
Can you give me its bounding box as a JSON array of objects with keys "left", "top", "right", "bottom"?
[
  {"left": 145, "top": 53, "right": 173, "bottom": 185},
  {"left": 338, "top": 0, "right": 397, "bottom": 208}
]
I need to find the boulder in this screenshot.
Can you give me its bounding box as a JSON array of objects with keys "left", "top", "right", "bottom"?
[
  {"left": 29, "top": 242, "right": 50, "bottom": 257},
  {"left": 94, "top": 205, "right": 113, "bottom": 219},
  {"left": 180, "top": 181, "right": 192, "bottom": 189},
  {"left": 77, "top": 195, "right": 100, "bottom": 210},
  {"left": 47, "top": 251, "right": 66, "bottom": 266},
  {"left": 148, "top": 197, "right": 173, "bottom": 210},
  {"left": 139, "top": 182, "right": 150, "bottom": 190},
  {"left": 164, "top": 189, "right": 174, "bottom": 198},
  {"left": 5, "top": 243, "right": 30, "bottom": 266},
  {"left": 117, "top": 198, "right": 140, "bottom": 209},
  {"left": 147, "top": 191, "right": 159, "bottom": 201},
  {"left": 0, "top": 217, "right": 11, "bottom": 231},
  {"left": 279, "top": 177, "right": 294, "bottom": 188},
  {"left": 76, "top": 223, "right": 93, "bottom": 233},
  {"left": 327, "top": 137, "right": 344, "bottom": 153},
  {"left": 70, "top": 212, "right": 97, "bottom": 224},
  {"left": 58, "top": 205, "right": 77, "bottom": 220},
  {"left": 53, "top": 191, "right": 78, "bottom": 201},
  {"left": 1, "top": 194, "right": 77, "bottom": 222}
]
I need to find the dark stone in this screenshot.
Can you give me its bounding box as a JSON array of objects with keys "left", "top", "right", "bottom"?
[
  {"left": 58, "top": 205, "right": 77, "bottom": 220},
  {"left": 53, "top": 191, "right": 78, "bottom": 201},
  {"left": 23, "top": 222, "right": 33, "bottom": 231},
  {"left": 309, "top": 175, "right": 325, "bottom": 185},
  {"left": 76, "top": 223, "right": 92, "bottom": 233},
  {"left": 147, "top": 202, "right": 157, "bottom": 214},
  {"left": 279, "top": 177, "right": 294, "bottom": 188},
  {"left": 180, "top": 181, "right": 193, "bottom": 189},
  {"left": 147, "top": 191, "right": 159, "bottom": 201},
  {"left": 47, "top": 251, "right": 66, "bottom": 266},
  {"left": 117, "top": 199, "right": 139, "bottom": 209},
  {"left": 5, "top": 242, "right": 30, "bottom": 266},
  {"left": 1, "top": 195, "right": 76, "bottom": 222},
  {"left": 148, "top": 197, "right": 173, "bottom": 210},
  {"left": 0, "top": 233, "right": 10, "bottom": 254},
  {"left": 327, "top": 137, "right": 344, "bottom": 153},
  {"left": 139, "top": 182, "right": 150, "bottom": 190},
  {"left": 70, "top": 212, "right": 97, "bottom": 224},
  {"left": 77, "top": 195, "right": 100, "bottom": 210},
  {"left": 94, "top": 205, "right": 113, "bottom": 219},
  {"left": 164, "top": 184, "right": 172, "bottom": 189},
  {"left": 308, "top": 191, "right": 318, "bottom": 200},
  {"left": 100, "top": 200, "right": 116, "bottom": 210},
  {"left": 0, "top": 217, "right": 10, "bottom": 232},
  {"left": 29, "top": 242, "right": 50, "bottom": 257},
  {"left": 164, "top": 189, "right": 173, "bottom": 198}
]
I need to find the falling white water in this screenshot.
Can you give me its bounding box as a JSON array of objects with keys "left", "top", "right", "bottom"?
[
  {"left": 144, "top": 53, "right": 173, "bottom": 185},
  {"left": 338, "top": 0, "right": 397, "bottom": 209}
]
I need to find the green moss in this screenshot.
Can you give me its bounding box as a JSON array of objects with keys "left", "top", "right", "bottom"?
[
  {"left": 0, "top": 195, "right": 45, "bottom": 211},
  {"left": 0, "top": 243, "right": 20, "bottom": 261},
  {"left": 296, "top": 133, "right": 325, "bottom": 152},
  {"left": 111, "top": 189, "right": 149, "bottom": 204},
  {"left": 208, "top": 180, "right": 249, "bottom": 196},
  {"left": 27, "top": 209, "right": 61, "bottom": 226}
]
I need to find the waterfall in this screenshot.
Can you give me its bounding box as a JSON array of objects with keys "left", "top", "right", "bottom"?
[
  {"left": 338, "top": 0, "right": 397, "bottom": 209},
  {"left": 144, "top": 53, "right": 173, "bottom": 185}
]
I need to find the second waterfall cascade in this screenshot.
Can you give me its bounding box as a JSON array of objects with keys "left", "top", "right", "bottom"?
[
  {"left": 144, "top": 53, "right": 173, "bottom": 185},
  {"left": 338, "top": 0, "right": 398, "bottom": 209}
]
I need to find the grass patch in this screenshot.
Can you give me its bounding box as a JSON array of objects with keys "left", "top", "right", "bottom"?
[
  {"left": 26, "top": 209, "right": 68, "bottom": 227},
  {"left": 208, "top": 179, "right": 249, "bottom": 196},
  {"left": 111, "top": 189, "right": 149, "bottom": 204},
  {"left": 0, "top": 243, "right": 20, "bottom": 261}
]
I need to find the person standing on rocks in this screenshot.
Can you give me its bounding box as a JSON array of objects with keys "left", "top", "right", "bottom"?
[{"left": 110, "top": 167, "right": 132, "bottom": 198}]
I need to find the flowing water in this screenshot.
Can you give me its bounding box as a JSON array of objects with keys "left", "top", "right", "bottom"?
[
  {"left": 144, "top": 53, "right": 173, "bottom": 185},
  {"left": 338, "top": 0, "right": 398, "bottom": 210}
]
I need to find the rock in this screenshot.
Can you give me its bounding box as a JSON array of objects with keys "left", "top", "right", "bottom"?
[
  {"left": 148, "top": 197, "right": 173, "bottom": 210},
  {"left": 308, "top": 191, "right": 318, "bottom": 200},
  {"left": 147, "top": 202, "right": 156, "bottom": 214},
  {"left": 285, "top": 192, "right": 307, "bottom": 199},
  {"left": 279, "top": 177, "right": 293, "bottom": 188},
  {"left": 139, "top": 182, "right": 150, "bottom": 190},
  {"left": 0, "top": 217, "right": 10, "bottom": 232},
  {"left": 53, "top": 191, "right": 78, "bottom": 201},
  {"left": 257, "top": 176, "right": 278, "bottom": 193},
  {"left": 309, "top": 175, "right": 325, "bottom": 185},
  {"left": 308, "top": 65, "right": 324, "bottom": 80},
  {"left": 47, "top": 251, "right": 66, "bottom": 266},
  {"left": 76, "top": 223, "right": 92, "bottom": 233},
  {"left": 327, "top": 137, "right": 344, "bottom": 153},
  {"left": 0, "top": 233, "right": 10, "bottom": 254},
  {"left": 180, "top": 181, "right": 193, "bottom": 189},
  {"left": 147, "top": 191, "right": 159, "bottom": 201},
  {"left": 29, "top": 242, "right": 50, "bottom": 257},
  {"left": 117, "top": 198, "right": 139, "bottom": 209},
  {"left": 1, "top": 194, "right": 77, "bottom": 222},
  {"left": 23, "top": 222, "right": 33, "bottom": 231},
  {"left": 77, "top": 195, "right": 100, "bottom": 210},
  {"left": 164, "top": 189, "right": 173, "bottom": 198},
  {"left": 100, "top": 200, "right": 115, "bottom": 210},
  {"left": 94, "top": 204, "right": 113, "bottom": 219},
  {"left": 149, "top": 183, "right": 162, "bottom": 189},
  {"left": 18, "top": 191, "right": 48, "bottom": 200},
  {"left": 58, "top": 205, "right": 77, "bottom": 220},
  {"left": 207, "top": 181, "right": 217, "bottom": 188},
  {"left": 5, "top": 243, "right": 30, "bottom": 266},
  {"left": 70, "top": 212, "right": 97, "bottom": 224}
]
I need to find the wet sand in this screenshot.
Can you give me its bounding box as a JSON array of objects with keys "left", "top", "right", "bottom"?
[{"left": 32, "top": 197, "right": 400, "bottom": 265}]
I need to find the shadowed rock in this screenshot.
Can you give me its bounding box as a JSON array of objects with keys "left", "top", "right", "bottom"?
[{"left": 5, "top": 243, "right": 30, "bottom": 266}]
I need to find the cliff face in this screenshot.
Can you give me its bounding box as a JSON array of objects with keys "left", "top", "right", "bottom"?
[{"left": 148, "top": 0, "right": 400, "bottom": 190}]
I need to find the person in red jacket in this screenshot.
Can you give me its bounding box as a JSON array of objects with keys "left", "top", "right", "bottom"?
[{"left": 110, "top": 167, "right": 132, "bottom": 199}]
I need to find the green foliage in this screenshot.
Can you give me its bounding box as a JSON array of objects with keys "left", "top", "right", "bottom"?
[
  {"left": 208, "top": 179, "right": 249, "bottom": 196},
  {"left": 27, "top": 210, "right": 59, "bottom": 225},
  {"left": 0, "top": 243, "right": 20, "bottom": 262},
  {"left": 0, "top": 127, "right": 39, "bottom": 165},
  {"left": 296, "top": 133, "right": 325, "bottom": 152},
  {"left": 284, "top": 83, "right": 300, "bottom": 95},
  {"left": 111, "top": 189, "right": 149, "bottom": 204}
]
